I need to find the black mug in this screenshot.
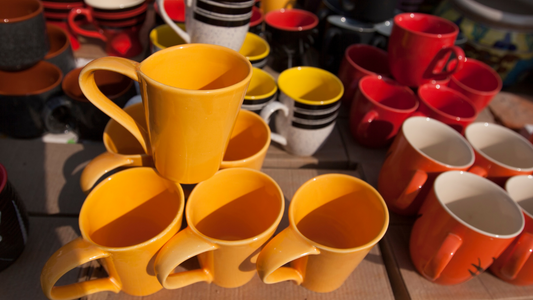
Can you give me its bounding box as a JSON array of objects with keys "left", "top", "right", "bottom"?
[{"left": 338, "top": 0, "right": 397, "bottom": 23}]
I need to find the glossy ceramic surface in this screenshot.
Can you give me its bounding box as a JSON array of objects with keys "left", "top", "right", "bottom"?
[
  {"left": 410, "top": 171, "right": 524, "bottom": 285},
  {"left": 155, "top": 168, "right": 284, "bottom": 289},
  {"left": 239, "top": 32, "right": 270, "bottom": 68},
  {"left": 256, "top": 174, "right": 389, "bottom": 292},
  {"left": 350, "top": 75, "right": 419, "bottom": 148},
  {"left": 44, "top": 23, "right": 76, "bottom": 76},
  {"left": 79, "top": 44, "right": 253, "bottom": 183},
  {"left": 149, "top": 23, "right": 187, "bottom": 53},
  {"left": 41, "top": 167, "right": 185, "bottom": 299},
  {"left": 378, "top": 117, "right": 475, "bottom": 216},
  {"left": 242, "top": 67, "right": 277, "bottom": 114}
]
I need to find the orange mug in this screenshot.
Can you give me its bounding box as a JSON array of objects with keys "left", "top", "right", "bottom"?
[
  {"left": 410, "top": 171, "right": 524, "bottom": 285},
  {"left": 79, "top": 44, "right": 253, "bottom": 184},
  {"left": 41, "top": 167, "right": 185, "bottom": 299},
  {"left": 378, "top": 116, "right": 475, "bottom": 216},
  {"left": 155, "top": 168, "right": 284, "bottom": 289},
  {"left": 256, "top": 174, "right": 389, "bottom": 293},
  {"left": 465, "top": 122, "right": 533, "bottom": 186},
  {"left": 490, "top": 175, "right": 533, "bottom": 286}
]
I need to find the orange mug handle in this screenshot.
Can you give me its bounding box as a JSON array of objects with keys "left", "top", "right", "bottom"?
[
  {"left": 423, "top": 233, "right": 463, "bottom": 280},
  {"left": 468, "top": 165, "right": 488, "bottom": 177},
  {"left": 68, "top": 8, "right": 107, "bottom": 42},
  {"left": 395, "top": 169, "right": 428, "bottom": 210},
  {"left": 41, "top": 238, "right": 121, "bottom": 300},
  {"left": 500, "top": 232, "right": 533, "bottom": 280}
]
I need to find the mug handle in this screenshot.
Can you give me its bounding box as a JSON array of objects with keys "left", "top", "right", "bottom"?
[
  {"left": 79, "top": 57, "right": 150, "bottom": 155},
  {"left": 500, "top": 232, "right": 533, "bottom": 280},
  {"left": 422, "top": 233, "right": 463, "bottom": 280},
  {"left": 422, "top": 46, "right": 465, "bottom": 82},
  {"left": 68, "top": 8, "right": 107, "bottom": 42},
  {"left": 79, "top": 152, "right": 153, "bottom": 195},
  {"left": 155, "top": 227, "right": 218, "bottom": 289},
  {"left": 356, "top": 110, "right": 378, "bottom": 139},
  {"left": 260, "top": 101, "right": 289, "bottom": 146},
  {"left": 395, "top": 169, "right": 428, "bottom": 210},
  {"left": 41, "top": 238, "right": 121, "bottom": 300},
  {"left": 468, "top": 165, "right": 488, "bottom": 177},
  {"left": 156, "top": 0, "right": 191, "bottom": 43},
  {"left": 256, "top": 226, "right": 320, "bottom": 284}
]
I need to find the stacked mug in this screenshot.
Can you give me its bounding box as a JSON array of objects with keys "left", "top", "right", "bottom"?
[{"left": 41, "top": 0, "right": 84, "bottom": 50}]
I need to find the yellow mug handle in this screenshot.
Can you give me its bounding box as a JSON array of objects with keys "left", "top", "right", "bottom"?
[
  {"left": 78, "top": 57, "right": 150, "bottom": 155},
  {"left": 41, "top": 238, "right": 121, "bottom": 300},
  {"left": 155, "top": 227, "right": 219, "bottom": 289},
  {"left": 256, "top": 226, "right": 320, "bottom": 285}
]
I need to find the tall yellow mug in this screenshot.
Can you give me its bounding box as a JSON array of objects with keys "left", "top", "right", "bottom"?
[
  {"left": 79, "top": 44, "right": 253, "bottom": 183},
  {"left": 256, "top": 174, "right": 389, "bottom": 292}
]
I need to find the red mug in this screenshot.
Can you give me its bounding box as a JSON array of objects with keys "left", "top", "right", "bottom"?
[
  {"left": 411, "top": 171, "right": 524, "bottom": 285},
  {"left": 377, "top": 117, "right": 475, "bottom": 216},
  {"left": 349, "top": 75, "right": 418, "bottom": 148},
  {"left": 465, "top": 122, "right": 533, "bottom": 186},
  {"left": 337, "top": 44, "right": 391, "bottom": 107},
  {"left": 447, "top": 58, "right": 502, "bottom": 112},
  {"left": 68, "top": 7, "right": 144, "bottom": 57},
  {"left": 490, "top": 175, "right": 533, "bottom": 286},
  {"left": 388, "top": 13, "right": 465, "bottom": 87},
  {"left": 417, "top": 83, "right": 477, "bottom": 133}
]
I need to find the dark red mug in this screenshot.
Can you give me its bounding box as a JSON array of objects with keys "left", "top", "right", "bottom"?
[
  {"left": 350, "top": 75, "right": 419, "bottom": 148},
  {"left": 388, "top": 13, "right": 465, "bottom": 87},
  {"left": 417, "top": 83, "right": 477, "bottom": 133},
  {"left": 337, "top": 44, "right": 391, "bottom": 107}
]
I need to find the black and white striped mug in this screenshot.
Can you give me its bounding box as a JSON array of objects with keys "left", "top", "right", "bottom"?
[{"left": 260, "top": 67, "right": 344, "bottom": 156}]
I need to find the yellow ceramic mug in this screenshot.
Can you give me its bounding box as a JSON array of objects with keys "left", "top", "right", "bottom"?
[
  {"left": 41, "top": 167, "right": 185, "bottom": 299},
  {"left": 80, "top": 102, "right": 152, "bottom": 194},
  {"left": 79, "top": 44, "right": 253, "bottom": 184},
  {"left": 155, "top": 168, "right": 284, "bottom": 289},
  {"left": 256, "top": 174, "right": 389, "bottom": 293}
]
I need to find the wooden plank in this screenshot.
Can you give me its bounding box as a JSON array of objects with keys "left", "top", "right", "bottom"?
[
  {"left": 0, "top": 216, "right": 80, "bottom": 300},
  {"left": 383, "top": 224, "right": 533, "bottom": 300},
  {"left": 337, "top": 119, "right": 389, "bottom": 169},
  {"left": 0, "top": 138, "right": 105, "bottom": 215}
]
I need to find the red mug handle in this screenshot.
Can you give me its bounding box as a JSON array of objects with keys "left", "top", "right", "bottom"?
[
  {"left": 68, "top": 8, "right": 107, "bottom": 42},
  {"left": 423, "top": 46, "right": 465, "bottom": 82},
  {"left": 356, "top": 110, "right": 378, "bottom": 139}
]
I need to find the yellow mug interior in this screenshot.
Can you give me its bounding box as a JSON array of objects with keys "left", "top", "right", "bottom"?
[
  {"left": 278, "top": 67, "right": 344, "bottom": 105},
  {"left": 245, "top": 67, "right": 277, "bottom": 100},
  {"left": 238, "top": 32, "right": 270, "bottom": 61},
  {"left": 223, "top": 109, "right": 270, "bottom": 162},
  {"left": 149, "top": 23, "right": 187, "bottom": 50}
]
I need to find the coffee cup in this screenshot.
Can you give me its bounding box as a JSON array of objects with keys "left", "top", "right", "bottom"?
[
  {"left": 41, "top": 167, "right": 185, "bottom": 299},
  {"left": 260, "top": 66, "right": 343, "bottom": 157},
  {"left": 155, "top": 168, "right": 284, "bottom": 289},
  {"left": 417, "top": 83, "right": 478, "bottom": 133},
  {"left": 465, "top": 122, "right": 533, "bottom": 186},
  {"left": 256, "top": 174, "right": 389, "bottom": 292},
  {"left": 490, "top": 175, "right": 533, "bottom": 286},
  {"left": 0, "top": 61, "right": 62, "bottom": 138},
  {"left": 378, "top": 117, "right": 475, "bottom": 216},
  {"left": 337, "top": 44, "right": 391, "bottom": 107},
  {"left": 388, "top": 13, "right": 465, "bottom": 87},
  {"left": 410, "top": 171, "right": 524, "bottom": 285},
  {"left": 447, "top": 57, "right": 503, "bottom": 112},
  {"left": 242, "top": 67, "right": 277, "bottom": 114},
  {"left": 0, "top": 0, "right": 49, "bottom": 71},
  {"left": 149, "top": 23, "right": 187, "bottom": 53},
  {"left": 157, "top": 0, "right": 254, "bottom": 51},
  {"left": 350, "top": 75, "right": 419, "bottom": 148},
  {"left": 239, "top": 32, "right": 270, "bottom": 68},
  {"left": 78, "top": 44, "right": 252, "bottom": 184}
]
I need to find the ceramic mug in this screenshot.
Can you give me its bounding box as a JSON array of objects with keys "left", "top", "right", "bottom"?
[
  {"left": 149, "top": 23, "right": 187, "bottom": 53},
  {"left": 241, "top": 67, "right": 277, "bottom": 114},
  {"left": 41, "top": 167, "right": 185, "bottom": 299},
  {"left": 261, "top": 0, "right": 296, "bottom": 14},
  {"left": 447, "top": 57, "right": 503, "bottom": 112},
  {"left": 260, "top": 67, "right": 343, "bottom": 157},
  {"left": 350, "top": 75, "right": 419, "bottom": 148},
  {"left": 410, "top": 171, "right": 524, "bottom": 285},
  {"left": 84, "top": 0, "right": 144, "bottom": 10},
  {"left": 490, "top": 175, "right": 533, "bottom": 286},
  {"left": 155, "top": 168, "right": 284, "bottom": 289},
  {"left": 238, "top": 32, "right": 270, "bottom": 68},
  {"left": 337, "top": 44, "right": 391, "bottom": 106},
  {"left": 0, "top": 0, "right": 49, "bottom": 71},
  {"left": 417, "top": 83, "right": 478, "bottom": 133},
  {"left": 79, "top": 44, "right": 252, "bottom": 184},
  {"left": 378, "top": 117, "right": 475, "bottom": 216},
  {"left": 0, "top": 61, "right": 63, "bottom": 138},
  {"left": 157, "top": 0, "right": 254, "bottom": 51},
  {"left": 388, "top": 12, "right": 465, "bottom": 87},
  {"left": 465, "top": 122, "right": 533, "bottom": 186},
  {"left": 44, "top": 23, "right": 76, "bottom": 76},
  {"left": 256, "top": 174, "right": 389, "bottom": 293}
]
